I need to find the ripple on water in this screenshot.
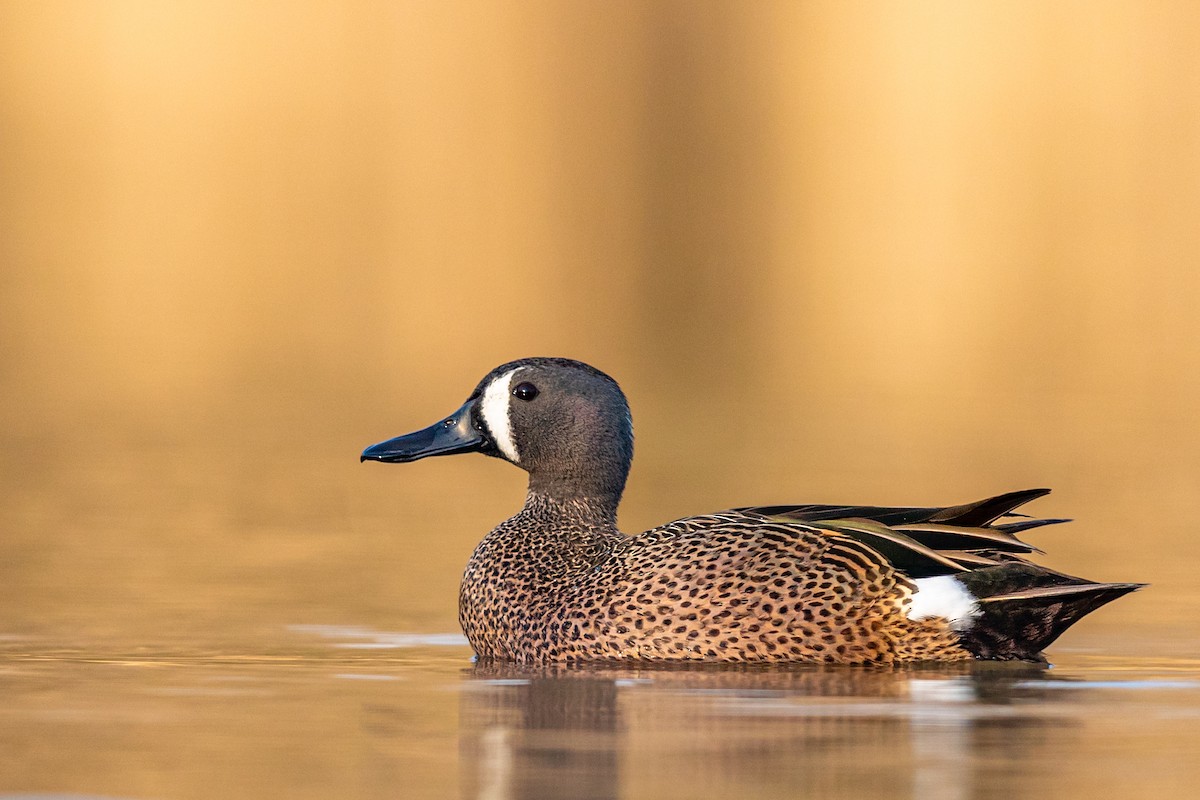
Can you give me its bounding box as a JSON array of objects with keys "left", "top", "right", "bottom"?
[{"left": 287, "top": 624, "right": 469, "bottom": 649}]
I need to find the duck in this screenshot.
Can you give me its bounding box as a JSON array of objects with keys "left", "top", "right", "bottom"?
[{"left": 361, "top": 357, "right": 1141, "bottom": 664}]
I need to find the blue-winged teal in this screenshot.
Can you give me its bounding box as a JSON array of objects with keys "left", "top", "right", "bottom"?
[{"left": 362, "top": 357, "right": 1140, "bottom": 664}]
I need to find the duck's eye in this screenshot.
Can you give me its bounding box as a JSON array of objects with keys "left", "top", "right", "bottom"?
[{"left": 512, "top": 382, "right": 539, "bottom": 402}]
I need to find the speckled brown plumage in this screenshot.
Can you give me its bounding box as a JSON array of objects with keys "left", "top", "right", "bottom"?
[
  {"left": 363, "top": 357, "right": 1142, "bottom": 665},
  {"left": 459, "top": 495, "right": 969, "bottom": 664}
]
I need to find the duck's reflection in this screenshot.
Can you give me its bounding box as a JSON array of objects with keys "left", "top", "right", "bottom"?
[
  {"left": 462, "top": 669, "right": 620, "bottom": 800},
  {"left": 459, "top": 660, "right": 1074, "bottom": 800}
]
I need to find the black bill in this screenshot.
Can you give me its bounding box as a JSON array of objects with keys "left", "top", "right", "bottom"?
[{"left": 361, "top": 399, "right": 487, "bottom": 463}]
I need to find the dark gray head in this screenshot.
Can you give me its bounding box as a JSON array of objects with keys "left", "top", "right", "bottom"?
[{"left": 362, "top": 358, "right": 634, "bottom": 504}]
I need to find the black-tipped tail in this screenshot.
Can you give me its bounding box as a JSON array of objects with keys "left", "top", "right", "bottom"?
[{"left": 956, "top": 563, "right": 1144, "bottom": 661}]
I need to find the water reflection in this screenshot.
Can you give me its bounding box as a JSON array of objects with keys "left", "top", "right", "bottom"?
[
  {"left": 463, "top": 669, "right": 620, "bottom": 800},
  {"left": 458, "top": 660, "right": 1070, "bottom": 800}
]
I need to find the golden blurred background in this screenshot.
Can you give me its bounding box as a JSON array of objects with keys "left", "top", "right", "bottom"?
[
  {"left": 2, "top": 1, "right": 1198, "bottom": 645},
  {"left": 3, "top": 4, "right": 1200, "bottom": 800}
]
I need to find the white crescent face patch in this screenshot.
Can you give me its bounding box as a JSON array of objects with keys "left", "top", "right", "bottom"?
[{"left": 480, "top": 368, "right": 522, "bottom": 463}]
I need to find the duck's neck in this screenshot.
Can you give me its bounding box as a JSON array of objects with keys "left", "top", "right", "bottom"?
[
  {"left": 466, "top": 491, "right": 622, "bottom": 592},
  {"left": 523, "top": 432, "right": 631, "bottom": 509},
  {"left": 459, "top": 490, "right": 623, "bottom": 659},
  {"left": 517, "top": 490, "right": 620, "bottom": 535}
]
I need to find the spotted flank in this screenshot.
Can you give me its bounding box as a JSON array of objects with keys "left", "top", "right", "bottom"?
[{"left": 362, "top": 357, "right": 1143, "bottom": 664}]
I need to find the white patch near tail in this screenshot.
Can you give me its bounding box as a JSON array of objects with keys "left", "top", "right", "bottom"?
[
  {"left": 908, "top": 576, "right": 980, "bottom": 631},
  {"left": 481, "top": 369, "right": 521, "bottom": 462}
]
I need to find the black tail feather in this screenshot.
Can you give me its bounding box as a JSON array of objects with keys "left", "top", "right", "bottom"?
[
  {"left": 957, "top": 563, "right": 1144, "bottom": 661},
  {"left": 929, "top": 488, "right": 1051, "bottom": 527},
  {"left": 993, "top": 517, "right": 1072, "bottom": 535}
]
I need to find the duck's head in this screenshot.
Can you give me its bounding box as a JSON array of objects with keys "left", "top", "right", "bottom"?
[{"left": 362, "top": 358, "right": 634, "bottom": 503}]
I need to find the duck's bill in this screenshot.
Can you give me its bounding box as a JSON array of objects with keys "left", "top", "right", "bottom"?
[{"left": 361, "top": 400, "right": 486, "bottom": 463}]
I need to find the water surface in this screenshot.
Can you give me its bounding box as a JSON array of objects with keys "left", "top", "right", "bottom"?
[
  {"left": 1, "top": 437, "right": 1197, "bottom": 799},
  {"left": 2, "top": 625, "right": 1198, "bottom": 800}
]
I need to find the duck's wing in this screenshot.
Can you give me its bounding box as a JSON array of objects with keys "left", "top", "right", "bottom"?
[
  {"left": 735, "top": 488, "right": 1067, "bottom": 576},
  {"left": 737, "top": 487, "right": 1061, "bottom": 527}
]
